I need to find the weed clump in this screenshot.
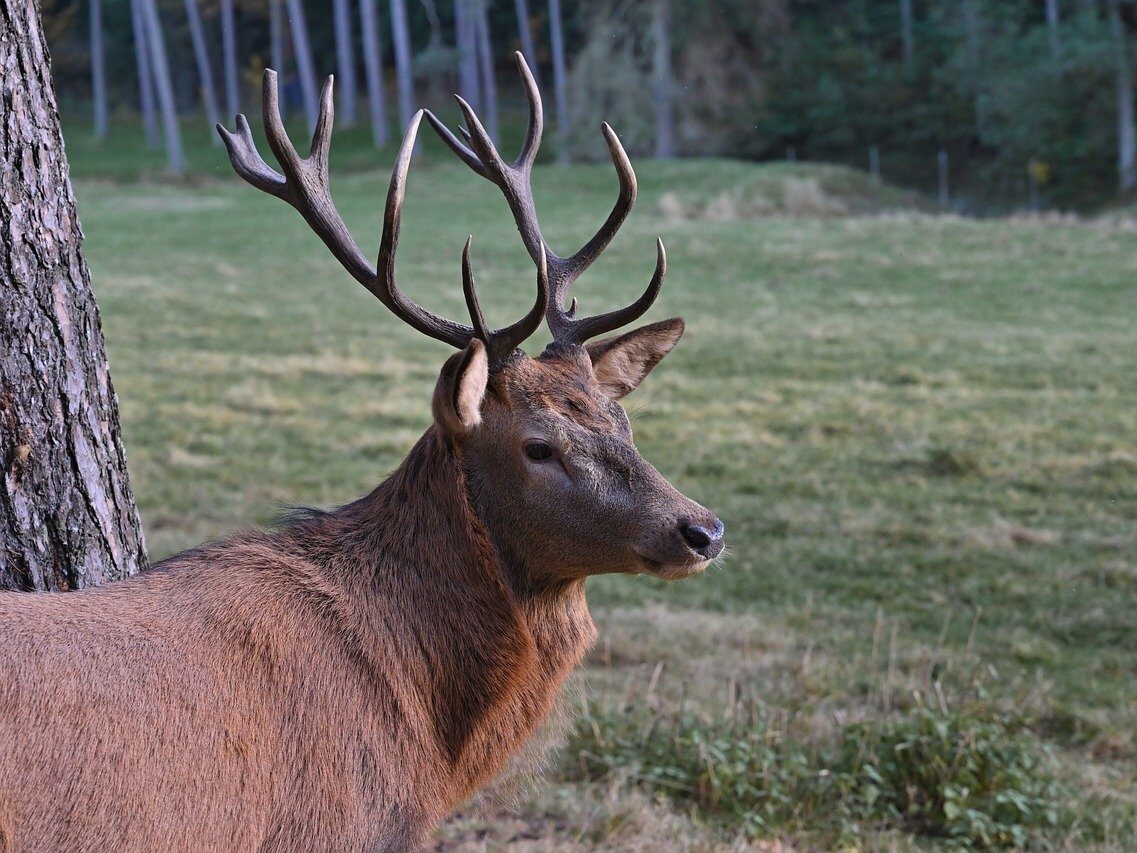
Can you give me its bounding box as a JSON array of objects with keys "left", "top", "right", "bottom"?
[{"left": 564, "top": 697, "right": 1101, "bottom": 847}]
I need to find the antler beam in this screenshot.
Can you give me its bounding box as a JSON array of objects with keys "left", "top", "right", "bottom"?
[
  {"left": 217, "top": 70, "right": 545, "bottom": 367},
  {"left": 425, "top": 52, "right": 666, "bottom": 347}
]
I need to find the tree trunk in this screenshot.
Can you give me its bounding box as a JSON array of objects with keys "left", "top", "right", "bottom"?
[
  {"left": 90, "top": 0, "right": 107, "bottom": 138},
  {"left": 220, "top": 0, "right": 240, "bottom": 119},
  {"left": 514, "top": 0, "right": 541, "bottom": 88},
  {"left": 1046, "top": 0, "right": 1061, "bottom": 66},
  {"left": 547, "top": 0, "right": 569, "bottom": 163},
  {"left": 963, "top": 0, "right": 986, "bottom": 131},
  {"left": 285, "top": 0, "right": 320, "bottom": 133},
  {"left": 333, "top": 0, "right": 358, "bottom": 125},
  {"left": 360, "top": 0, "right": 388, "bottom": 146},
  {"left": 139, "top": 0, "right": 185, "bottom": 174},
  {"left": 389, "top": 0, "right": 415, "bottom": 131},
  {"left": 130, "top": 0, "right": 159, "bottom": 148},
  {"left": 473, "top": 0, "right": 498, "bottom": 143},
  {"left": 455, "top": 0, "right": 481, "bottom": 110},
  {"left": 650, "top": 0, "right": 674, "bottom": 158},
  {"left": 1108, "top": 0, "right": 1137, "bottom": 191},
  {"left": 899, "top": 0, "right": 914, "bottom": 74},
  {"left": 183, "top": 0, "right": 220, "bottom": 141},
  {"left": 270, "top": 0, "right": 286, "bottom": 118},
  {"left": 0, "top": 1, "right": 147, "bottom": 591}
]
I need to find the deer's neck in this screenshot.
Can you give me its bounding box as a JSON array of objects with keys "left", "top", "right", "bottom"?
[{"left": 297, "top": 428, "right": 595, "bottom": 798}]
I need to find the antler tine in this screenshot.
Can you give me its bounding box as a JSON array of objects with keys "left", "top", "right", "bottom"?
[
  {"left": 375, "top": 113, "right": 478, "bottom": 347},
  {"left": 461, "top": 237, "right": 491, "bottom": 344},
  {"left": 217, "top": 112, "right": 288, "bottom": 199},
  {"left": 514, "top": 52, "right": 544, "bottom": 170},
  {"left": 548, "top": 238, "right": 666, "bottom": 346},
  {"left": 218, "top": 69, "right": 374, "bottom": 288}
]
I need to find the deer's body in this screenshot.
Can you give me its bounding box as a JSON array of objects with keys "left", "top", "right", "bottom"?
[
  {"left": 0, "top": 55, "right": 724, "bottom": 849},
  {"left": 0, "top": 429, "right": 595, "bottom": 851}
]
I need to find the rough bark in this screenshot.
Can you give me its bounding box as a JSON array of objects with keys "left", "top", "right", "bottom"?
[
  {"left": 360, "top": 0, "right": 388, "bottom": 146},
  {"left": 0, "top": 1, "right": 147, "bottom": 591}
]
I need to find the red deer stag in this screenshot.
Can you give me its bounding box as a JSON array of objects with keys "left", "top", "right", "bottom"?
[{"left": 0, "top": 54, "right": 724, "bottom": 851}]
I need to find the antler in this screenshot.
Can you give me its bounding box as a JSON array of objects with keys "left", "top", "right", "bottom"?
[
  {"left": 424, "top": 52, "right": 666, "bottom": 347},
  {"left": 216, "top": 69, "right": 545, "bottom": 367}
]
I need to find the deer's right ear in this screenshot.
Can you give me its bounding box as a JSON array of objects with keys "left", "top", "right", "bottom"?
[{"left": 433, "top": 339, "right": 490, "bottom": 437}]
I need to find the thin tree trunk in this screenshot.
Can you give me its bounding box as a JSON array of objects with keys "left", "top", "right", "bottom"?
[
  {"left": 455, "top": 0, "right": 481, "bottom": 109},
  {"left": 650, "top": 0, "right": 674, "bottom": 158},
  {"left": 473, "top": 0, "right": 498, "bottom": 143},
  {"left": 1046, "top": 0, "right": 1061, "bottom": 66},
  {"left": 220, "top": 0, "right": 239, "bottom": 119},
  {"left": 963, "top": 0, "right": 985, "bottom": 131},
  {"left": 130, "top": 0, "right": 159, "bottom": 148},
  {"left": 183, "top": 0, "right": 220, "bottom": 142},
  {"left": 899, "top": 0, "right": 914, "bottom": 74},
  {"left": 360, "top": 0, "right": 388, "bottom": 145},
  {"left": 547, "top": 0, "right": 569, "bottom": 163},
  {"left": 91, "top": 0, "right": 107, "bottom": 137},
  {"left": 270, "top": 0, "right": 286, "bottom": 118},
  {"left": 389, "top": 0, "right": 415, "bottom": 130},
  {"left": 418, "top": 0, "right": 447, "bottom": 102},
  {"left": 139, "top": 0, "right": 185, "bottom": 174},
  {"left": 1108, "top": 0, "right": 1137, "bottom": 191},
  {"left": 285, "top": 0, "right": 320, "bottom": 133},
  {"left": 514, "top": 0, "right": 541, "bottom": 87},
  {"left": 333, "top": 0, "right": 358, "bottom": 125},
  {"left": 1, "top": 0, "right": 147, "bottom": 591}
]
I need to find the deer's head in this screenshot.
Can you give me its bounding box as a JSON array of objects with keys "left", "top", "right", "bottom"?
[{"left": 219, "top": 55, "right": 724, "bottom": 583}]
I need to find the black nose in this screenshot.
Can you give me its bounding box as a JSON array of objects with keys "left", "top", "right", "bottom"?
[{"left": 681, "top": 518, "right": 725, "bottom": 558}]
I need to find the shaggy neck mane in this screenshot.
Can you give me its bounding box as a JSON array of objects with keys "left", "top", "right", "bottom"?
[{"left": 279, "top": 426, "right": 596, "bottom": 800}]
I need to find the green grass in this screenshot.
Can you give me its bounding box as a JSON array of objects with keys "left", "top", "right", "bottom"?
[{"left": 71, "top": 121, "right": 1137, "bottom": 846}]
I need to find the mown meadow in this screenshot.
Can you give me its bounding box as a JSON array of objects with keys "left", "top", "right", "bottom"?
[{"left": 70, "top": 119, "right": 1137, "bottom": 848}]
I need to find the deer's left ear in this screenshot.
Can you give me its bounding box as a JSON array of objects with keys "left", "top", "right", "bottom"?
[
  {"left": 433, "top": 339, "right": 490, "bottom": 437},
  {"left": 586, "top": 318, "right": 685, "bottom": 400}
]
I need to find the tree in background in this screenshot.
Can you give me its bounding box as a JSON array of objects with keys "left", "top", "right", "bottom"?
[
  {"left": 183, "top": 0, "right": 220, "bottom": 139},
  {"left": 361, "top": 0, "right": 389, "bottom": 145},
  {"left": 333, "top": 0, "right": 358, "bottom": 125},
  {"left": 1, "top": 0, "right": 147, "bottom": 590},
  {"left": 138, "top": 0, "right": 184, "bottom": 173}
]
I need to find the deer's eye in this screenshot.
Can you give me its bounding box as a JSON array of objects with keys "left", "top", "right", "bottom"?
[{"left": 524, "top": 441, "right": 553, "bottom": 461}]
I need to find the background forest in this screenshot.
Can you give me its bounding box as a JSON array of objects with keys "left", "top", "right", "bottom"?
[{"left": 40, "top": 0, "right": 1137, "bottom": 212}]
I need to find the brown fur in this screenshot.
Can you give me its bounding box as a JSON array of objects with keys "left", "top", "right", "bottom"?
[{"left": 0, "top": 327, "right": 720, "bottom": 851}]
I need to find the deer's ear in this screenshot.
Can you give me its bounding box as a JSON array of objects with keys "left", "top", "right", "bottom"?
[
  {"left": 586, "top": 318, "right": 684, "bottom": 400},
  {"left": 433, "top": 339, "right": 490, "bottom": 437}
]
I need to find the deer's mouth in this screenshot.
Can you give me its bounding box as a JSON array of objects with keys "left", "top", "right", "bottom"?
[{"left": 635, "top": 554, "right": 710, "bottom": 580}]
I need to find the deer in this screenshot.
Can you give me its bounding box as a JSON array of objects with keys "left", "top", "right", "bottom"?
[{"left": 0, "top": 54, "right": 724, "bottom": 852}]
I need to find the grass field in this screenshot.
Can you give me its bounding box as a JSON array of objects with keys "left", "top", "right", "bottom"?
[{"left": 70, "top": 121, "right": 1137, "bottom": 847}]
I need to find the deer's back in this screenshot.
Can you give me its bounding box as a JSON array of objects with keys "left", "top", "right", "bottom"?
[{"left": 0, "top": 541, "right": 428, "bottom": 851}]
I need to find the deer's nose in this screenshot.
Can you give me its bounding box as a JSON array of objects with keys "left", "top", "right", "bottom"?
[{"left": 681, "top": 518, "right": 725, "bottom": 559}]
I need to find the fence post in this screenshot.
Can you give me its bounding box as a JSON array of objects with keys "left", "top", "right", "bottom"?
[
  {"left": 869, "top": 145, "right": 880, "bottom": 181},
  {"left": 937, "top": 149, "right": 950, "bottom": 208}
]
